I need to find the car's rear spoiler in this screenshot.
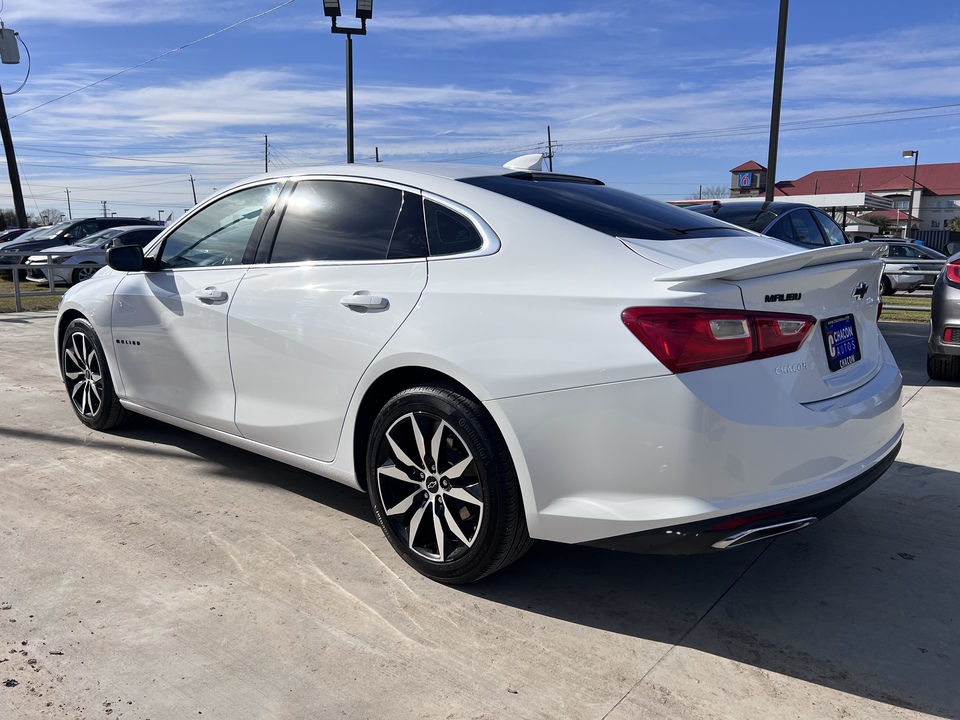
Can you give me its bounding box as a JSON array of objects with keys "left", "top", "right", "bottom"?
[{"left": 653, "top": 242, "right": 886, "bottom": 283}]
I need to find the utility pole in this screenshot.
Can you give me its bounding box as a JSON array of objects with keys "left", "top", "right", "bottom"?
[
  {"left": 0, "top": 79, "right": 27, "bottom": 228},
  {"left": 101, "top": 201, "right": 107, "bottom": 218},
  {"left": 764, "top": 0, "right": 789, "bottom": 203},
  {"left": 545, "top": 125, "right": 554, "bottom": 172},
  {"left": 189, "top": 175, "right": 197, "bottom": 204},
  {"left": 0, "top": 25, "right": 26, "bottom": 229},
  {"left": 65, "top": 188, "right": 73, "bottom": 219},
  {"left": 375, "top": 146, "right": 380, "bottom": 162},
  {"left": 264, "top": 134, "right": 269, "bottom": 173}
]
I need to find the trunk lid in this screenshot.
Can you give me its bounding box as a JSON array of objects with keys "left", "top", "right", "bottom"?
[{"left": 622, "top": 237, "right": 887, "bottom": 403}]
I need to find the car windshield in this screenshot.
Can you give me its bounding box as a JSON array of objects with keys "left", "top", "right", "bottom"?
[
  {"left": 27, "top": 220, "right": 74, "bottom": 242},
  {"left": 691, "top": 205, "right": 779, "bottom": 233},
  {"left": 76, "top": 229, "right": 125, "bottom": 248},
  {"left": 460, "top": 173, "right": 745, "bottom": 240}
]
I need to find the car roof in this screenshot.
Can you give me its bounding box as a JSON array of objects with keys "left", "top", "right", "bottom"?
[{"left": 212, "top": 162, "right": 581, "bottom": 199}]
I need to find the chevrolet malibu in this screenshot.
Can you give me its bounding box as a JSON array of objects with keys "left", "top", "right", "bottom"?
[{"left": 55, "top": 162, "right": 904, "bottom": 583}]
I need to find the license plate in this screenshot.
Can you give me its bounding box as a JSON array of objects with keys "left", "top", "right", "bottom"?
[{"left": 821, "top": 314, "right": 861, "bottom": 372}]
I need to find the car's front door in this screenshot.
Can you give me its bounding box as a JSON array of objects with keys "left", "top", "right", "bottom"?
[
  {"left": 110, "top": 183, "right": 281, "bottom": 432},
  {"left": 228, "top": 179, "right": 429, "bottom": 462}
]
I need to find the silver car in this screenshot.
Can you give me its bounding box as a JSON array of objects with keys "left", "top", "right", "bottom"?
[
  {"left": 24, "top": 225, "right": 164, "bottom": 285},
  {"left": 928, "top": 252, "right": 960, "bottom": 381}
]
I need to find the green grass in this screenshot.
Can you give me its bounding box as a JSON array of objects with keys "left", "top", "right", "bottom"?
[
  {"left": 0, "top": 276, "right": 64, "bottom": 313},
  {"left": 880, "top": 293, "right": 930, "bottom": 323}
]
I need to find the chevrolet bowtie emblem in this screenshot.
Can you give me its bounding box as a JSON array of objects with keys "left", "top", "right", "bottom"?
[{"left": 852, "top": 282, "right": 868, "bottom": 300}]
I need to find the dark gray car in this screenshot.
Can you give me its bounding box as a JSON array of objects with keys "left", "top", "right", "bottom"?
[
  {"left": 927, "top": 252, "right": 960, "bottom": 381},
  {"left": 0, "top": 217, "right": 162, "bottom": 277}
]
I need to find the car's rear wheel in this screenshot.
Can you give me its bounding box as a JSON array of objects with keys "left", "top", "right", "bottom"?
[
  {"left": 72, "top": 265, "right": 99, "bottom": 284},
  {"left": 880, "top": 276, "right": 893, "bottom": 296},
  {"left": 927, "top": 353, "right": 960, "bottom": 382},
  {"left": 366, "top": 383, "right": 532, "bottom": 584},
  {"left": 61, "top": 318, "right": 129, "bottom": 430}
]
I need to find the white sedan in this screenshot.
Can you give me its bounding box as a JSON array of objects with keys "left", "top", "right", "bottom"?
[{"left": 55, "top": 161, "right": 904, "bottom": 583}]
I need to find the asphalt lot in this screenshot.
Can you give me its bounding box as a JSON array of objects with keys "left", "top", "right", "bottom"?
[{"left": 1, "top": 312, "right": 957, "bottom": 720}]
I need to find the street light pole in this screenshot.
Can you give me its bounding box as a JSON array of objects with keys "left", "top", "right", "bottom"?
[
  {"left": 345, "top": 33, "right": 354, "bottom": 163},
  {"left": 324, "top": 1, "right": 372, "bottom": 164},
  {"left": 902, "top": 149, "right": 919, "bottom": 240}
]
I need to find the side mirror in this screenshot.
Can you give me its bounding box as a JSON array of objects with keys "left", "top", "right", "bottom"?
[{"left": 106, "top": 244, "right": 144, "bottom": 272}]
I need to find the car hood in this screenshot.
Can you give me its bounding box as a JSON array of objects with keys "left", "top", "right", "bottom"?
[{"left": 32, "top": 243, "right": 89, "bottom": 255}]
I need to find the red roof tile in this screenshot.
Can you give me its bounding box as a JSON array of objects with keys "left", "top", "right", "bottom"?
[
  {"left": 730, "top": 160, "right": 766, "bottom": 172},
  {"left": 775, "top": 162, "right": 960, "bottom": 197}
]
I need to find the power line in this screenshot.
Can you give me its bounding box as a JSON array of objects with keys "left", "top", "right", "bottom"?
[{"left": 9, "top": 0, "right": 300, "bottom": 120}]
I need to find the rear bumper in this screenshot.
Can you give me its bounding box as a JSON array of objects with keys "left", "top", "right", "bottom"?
[
  {"left": 580, "top": 438, "right": 900, "bottom": 554},
  {"left": 492, "top": 339, "right": 903, "bottom": 545}
]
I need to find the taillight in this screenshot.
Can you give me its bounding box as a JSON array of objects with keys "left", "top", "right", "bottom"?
[
  {"left": 621, "top": 307, "right": 817, "bottom": 373},
  {"left": 946, "top": 260, "right": 960, "bottom": 287}
]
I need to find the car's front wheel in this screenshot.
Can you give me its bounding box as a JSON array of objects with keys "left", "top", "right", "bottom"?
[
  {"left": 61, "top": 318, "right": 129, "bottom": 430},
  {"left": 71, "top": 264, "right": 99, "bottom": 284},
  {"left": 366, "top": 383, "right": 532, "bottom": 584}
]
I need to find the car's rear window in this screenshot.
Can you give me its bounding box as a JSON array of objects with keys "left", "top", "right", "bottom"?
[{"left": 459, "top": 173, "right": 744, "bottom": 240}]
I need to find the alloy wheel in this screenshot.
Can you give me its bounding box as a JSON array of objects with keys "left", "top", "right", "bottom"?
[
  {"left": 375, "top": 411, "right": 485, "bottom": 563},
  {"left": 63, "top": 330, "right": 104, "bottom": 419}
]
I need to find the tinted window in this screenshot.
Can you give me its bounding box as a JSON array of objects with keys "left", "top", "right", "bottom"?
[
  {"left": 119, "top": 228, "right": 163, "bottom": 247},
  {"left": 424, "top": 200, "right": 483, "bottom": 256},
  {"left": 270, "top": 181, "right": 416, "bottom": 263},
  {"left": 694, "top": 205, "right": 779, "bottom": 233},
  {"left": 767, "top": 209, "right": 827, "bottom": 247},
  {"left": 63, "top": 222, "right": 100, "bottom": 241},
  {"left": 812, "top": 211, "right": 848, "bottom": 246},
  {"left": 159, "top": 183, "right": 279, "bottom": 269},
  {"left": 461, "top": 173, "right": 744, "bottom": 240}
]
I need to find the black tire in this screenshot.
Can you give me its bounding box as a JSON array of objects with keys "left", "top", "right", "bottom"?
[
  {"left": 61, "top": 318, "right": 130, "bottom": 430},
  {"left": 366, "top": 383, "right": 532, "bottom": 584},
  {"left": 880, "top": 276, "right": 893, "bottom": 296},
  {"left": 927, "top": 353, "right": 960, "bottom": 382},
  {"left": 71, "top": 265, "right": 99, "bottom": 284}
]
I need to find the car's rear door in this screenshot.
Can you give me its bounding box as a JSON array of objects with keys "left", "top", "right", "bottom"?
[{"left": 228, "top": 178, "right": 428, "bottom": 462}]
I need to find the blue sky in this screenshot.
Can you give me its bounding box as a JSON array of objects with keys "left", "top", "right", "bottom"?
[{"left": 2, "top": 0, "right": 960, "bottom": 222}]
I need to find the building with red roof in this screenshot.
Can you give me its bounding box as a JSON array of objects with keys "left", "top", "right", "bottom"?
[{"left": 728, "top": 161, "right": 960, "bottom": 237}]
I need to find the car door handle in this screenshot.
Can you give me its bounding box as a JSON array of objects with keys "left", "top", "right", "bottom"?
[
  {"left": 195, "top": 287, "right": 228, "bottom": 303},
  {"left": 340, "top": 292, "right": 388, "bottom": 310}
]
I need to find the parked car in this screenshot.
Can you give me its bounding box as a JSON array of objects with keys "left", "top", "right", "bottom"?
[
  {"left": 878, "top": 260, "right": 924, "bottom": 295},
  {"left": 0, "top": 217, "right": 161, "bottom": 279},
  {"left": 688, "top": 200, "right": 850, "bottom": 248},
  {"left": 688, "top": 201, "right": 917, "bottom": 295},
  {"left": 0, "top": 227, "right": 34, "bottom": 243},
  {"left": 927, "top": 251, "right": 960, "bottom": 381},
  {"left": 25, "top": 225, "right": 165, "bottom": 285},
  {"left": 0, "top": 226, "right": 52, "bottom": 279},
  {"left": 882, "top": 242, "right": 947, "bottom": 288},
  {"left": 56, "top": 164, "right": 903, "bottom": 584}
]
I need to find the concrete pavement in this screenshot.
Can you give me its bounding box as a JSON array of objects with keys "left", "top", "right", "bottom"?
[{"left": 1, "top": 313, "right": 957, "bottom": 719}]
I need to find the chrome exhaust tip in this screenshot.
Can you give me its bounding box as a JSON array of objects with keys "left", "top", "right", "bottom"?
[{"left": 712, "top": 516, "right": 818, "bottom": 550}]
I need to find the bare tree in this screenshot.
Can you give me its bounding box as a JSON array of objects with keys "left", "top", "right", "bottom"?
[
  {"left": 947, "top": 216, "right": 960, "bottom": 233},
  {"left": 39, "top": 208, "right": 66, "bottom": 225},
  {"left": 685, "top": 185, "right": 729, "bottom": 200}
]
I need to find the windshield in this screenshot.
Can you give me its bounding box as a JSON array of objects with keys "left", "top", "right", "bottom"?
[
  {"left": 76, "top": 228, "right": 125, "bottom": 248},
  {"left": 29, "top": 220, "right": 74, "bottom": 242}
]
